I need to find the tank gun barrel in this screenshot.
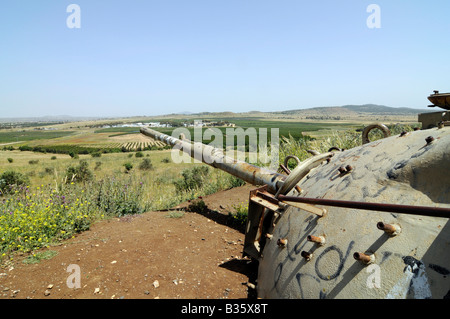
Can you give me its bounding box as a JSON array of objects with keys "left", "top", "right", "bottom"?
[{"left": 140, "top": 126, "right": 287, "bottom": 194}]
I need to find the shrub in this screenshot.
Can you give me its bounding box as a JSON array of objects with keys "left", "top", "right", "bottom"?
[
  {"left": 138, "top": 158, "right": 153, "bottom": 170},
  {"left": 51, "top": 156, "right": 57, "bottom": 160},
  {"left": 28, "top": 160, "right": 39, "bottom": 165},
  {"left": 173, "top": 166, "right": 210, "bottom": 192},
  {"left": 123, "top": 162, "right": 133, "bottom": 173},
  {"left": 94, "top": 161, "right": 102, "bottom": 171},
  {"left": 68, "top": 150, "right": 78, "bottom": 159},
  {"left": 7, "top": 158, "right": 13, "bottom": 163},
  {"left": 43, "top": 167, "right": 55, "bottom": 175},
  {"left": 228, "top": 202, "right": 248, "bottom": 227},
  {"left": 95, "top": 177, "right": 148, "bottom": 217},
  {"left": 0, "top": 170, "right": 30, "bottom": 195},
  {"left": 227, "top": 175, "right": 245, "bottom": 188},
  {"left": 66, "top": 160, "right": 93, "bottom": 183},
  {"left": 135, "top": 151, "right": 144, "bottom": 158},
  {"left": 91, "top": 151, "right": 102, "bottom": 158}
]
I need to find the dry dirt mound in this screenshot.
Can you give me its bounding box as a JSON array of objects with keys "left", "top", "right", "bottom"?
[{"left": 0, "top": 184, "right": 258, "bottom": 299}]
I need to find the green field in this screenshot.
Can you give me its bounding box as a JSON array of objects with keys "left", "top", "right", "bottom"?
[
  {"left": 146, "top": 119, "right": 357, "bottom": 139},
  {"left": 94, "top": 127, "right": 141, "bottom": 134},
  {"left": 0, "top": 130, "right": 75, "bottom": 144},
  {"left": 0, "top": 120, "right": 359, "bottom": 155}
]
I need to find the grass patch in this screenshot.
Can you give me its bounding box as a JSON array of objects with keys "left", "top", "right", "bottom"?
[
  {"left": 165, "top": 211, "right": 185, "bottom": 219},
  {"left": 22, "top": 250, "right": 59, "bottom": 264}
]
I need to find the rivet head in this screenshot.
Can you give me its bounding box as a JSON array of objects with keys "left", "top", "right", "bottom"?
[
  {"left": 377, "top": 222, "right": 401, "bottom": 236},
  {"left": 307, "top": 235, "right": 326, "bottom": 245},
  {"left": 277, "top": 238, "right": 288, "bottom": 247},
  {"left": 301, "top": 251, "right": 313, "bottom": 261},
  {"left": 353, "top": 252, "right": 375, "bottom": 264},
  {"left": 338, "top": 166, "right": 347, "bottom": 174}
]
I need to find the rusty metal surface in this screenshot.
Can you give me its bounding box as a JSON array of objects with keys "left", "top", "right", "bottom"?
[
  {"left": 428, "top": 91, "right": 450, "bottom": 110},
  {"left": 418, "top": 111, "right": 450, "bottom": 129},
  {"left": 257, "top": 127, "right": 450, "bottom": 299},
  {"left": 361, "top": 123, "right": 391, "bottom": 144}
]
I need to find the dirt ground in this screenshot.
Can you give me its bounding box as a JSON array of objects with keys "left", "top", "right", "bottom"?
[{"left": 0, "top": 184, "right": 259, "bottom": 299}]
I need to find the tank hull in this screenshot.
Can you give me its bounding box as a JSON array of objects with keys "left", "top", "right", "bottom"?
[{"left": 257, "top": 127, "right": 450, "bottom": 299}]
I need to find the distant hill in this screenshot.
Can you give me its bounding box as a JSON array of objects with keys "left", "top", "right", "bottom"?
[
  {"left": 0, "top": 115, "right": 105, "bottom": 123},
  {"left": 0, "top": 104, "right": 433, "bottom": 125},
  {"left": 341, "top": 104, "right": 427, "bottom": 114},
  {"left": 277, "top": 104, "right": 429, "bottom": 116}
]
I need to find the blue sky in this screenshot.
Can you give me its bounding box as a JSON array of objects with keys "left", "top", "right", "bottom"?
[{"left": 1, "top": 0, "right": 449, "bottom": 118}]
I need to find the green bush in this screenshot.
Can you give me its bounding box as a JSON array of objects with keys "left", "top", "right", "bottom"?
[
  {"left": 43, "top": 167, "right": 55, "bottom": 175},
  {"left": 228, "top": 202, "right": 248, "bottom": 227},
  {"left": 94, "top": 161, "right": 102, "bottom": 171},
  {"left": 66, "top": 160, "right": 93, "bottom": 183},
  {"left": 7, "top": 158, "right": 13, "bottom": 163},
  {"left": 135, "top": 151, "right": 144, "bottom": 158},
  {"left": 123, "top": 162, "right": 133, "bottom": 173},
  {"left": 173, "top": 166, "right": 210, "bottom": 193},
  {"left": 95, "top": 177, "right": 148, "bottom": 217},
  {"left": 0, "top": 170, "right": 30, "bottom": 195},
  {"left": 138, "top": 158, "right": 153, "bottom": 170},
  {"left": 227, "top": 175, "right": 245, "bottom": 188},
  {"left": 68, "top": 150, "right": 78, "bottom": 159}
]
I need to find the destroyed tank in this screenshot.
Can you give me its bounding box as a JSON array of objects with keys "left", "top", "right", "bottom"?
[{"left": 140, "top": 93, "right": 450, "bottom": 299}]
